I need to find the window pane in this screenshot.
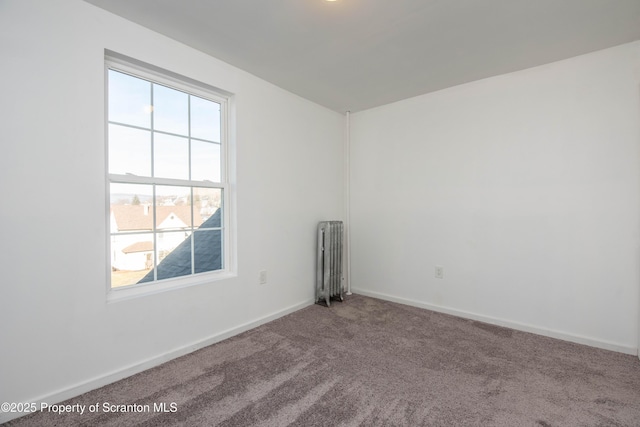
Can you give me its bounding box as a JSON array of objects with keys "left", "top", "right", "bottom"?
[
  {"left": 191, "top": 140, "right": 221, "bottom": 182},
  {"left": 108, "top": 124, "right": 151, "bottom": 176},
  {"left": 153, "top": 84, "right": 188, "bottom": 135},
  {"left": 154, "top": 133, "right": 189, "bottom": 179},
  {"left": 110, "top": 233, "right": 155, "bottom": 287},
  {"left": 108, "top": 70, "right": 151, "bottom": 128},
  {"left": 155, "top": 185, "right": 192, "bottom": 229},
  {"left": 194, "top": 229, "right": 222, "bottom": 273},
  {"left": 143, "top": 230, "right": 192, "bottom": 282},
  {"left": 191, "top": 96, "right": 220, "bottom": 142},
  {"left": 110, "top": 183, "right": 154, "bottom": 234},
  {"left": 193, "top": 187, "right": 222, "bottom": 228}
]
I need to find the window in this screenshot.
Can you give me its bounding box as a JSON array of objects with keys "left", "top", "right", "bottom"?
[{"left": 106, "top": 55, "right": 230, "bottom": 293}]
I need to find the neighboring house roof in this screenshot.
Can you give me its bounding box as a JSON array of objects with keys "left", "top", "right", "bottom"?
[
  {"left": 110, "top": 205, "right": 203, "bottom": 231},
  {"left": 122, "top": 241, "right": 153, "bottom": 254},
  {"left": 138, "top": 209, "right": 222, "bottom": 283}
]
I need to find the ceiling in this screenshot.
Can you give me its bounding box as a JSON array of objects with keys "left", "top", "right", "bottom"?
[{"left": 85, "top": 0, "right": 640, "bottom": 113}]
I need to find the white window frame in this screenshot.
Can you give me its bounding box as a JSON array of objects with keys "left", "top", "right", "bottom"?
[{"left": 105, "top": 53, "right": 235, "bottom": 302}]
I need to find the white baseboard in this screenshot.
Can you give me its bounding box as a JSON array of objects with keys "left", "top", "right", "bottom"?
[
  {"left": 352, "top": 288, "right": 638, "bottom": 356},
  {"left": 0, "top": 299, "right": 314, "bottom": 424}
]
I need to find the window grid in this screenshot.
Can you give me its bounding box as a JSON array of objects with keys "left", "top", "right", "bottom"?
[{"left": 106, "top": 59, "right": 229, "bottom": 290}]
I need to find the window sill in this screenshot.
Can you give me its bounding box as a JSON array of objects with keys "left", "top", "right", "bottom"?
[{"left": 107, "top": 270, "right": 236, "bottom": 303}]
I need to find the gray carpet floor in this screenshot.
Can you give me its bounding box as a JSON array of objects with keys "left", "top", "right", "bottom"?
[{"left": 6, "top": 294, "right": 640, "bottom": 426}]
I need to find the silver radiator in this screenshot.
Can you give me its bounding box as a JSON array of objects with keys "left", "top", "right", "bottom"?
[{"left": 316, "top": 221, "right": 344, "bottom": 306}]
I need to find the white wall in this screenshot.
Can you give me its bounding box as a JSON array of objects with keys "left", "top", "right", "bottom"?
[
  {"left": 0, "top": 0, "right": 343, "bottom": 419},
  {"left": 350, "top": 41, "right": 640, "bottom": 354}
]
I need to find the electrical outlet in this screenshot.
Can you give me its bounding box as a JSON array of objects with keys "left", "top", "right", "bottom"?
[
  {"left": 259, "top": 270, "right": 267, "bottom": 284},
  {"left": 435, "top": 266, "right": 444, "bottom": 279}
]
